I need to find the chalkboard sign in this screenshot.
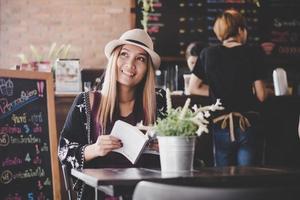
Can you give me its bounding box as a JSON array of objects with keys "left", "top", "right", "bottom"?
[
  {"left": 135, "top": 0, "right": 300, "bottom": 68},
  {"left": 0, "top": 70, "right": 61, "bottom": 200},
  {"left": 135, "top": 0, "right": 261, "bottom": 58},
  {"left": 260, "top": 0, "right": 300, "bottom": 65}
]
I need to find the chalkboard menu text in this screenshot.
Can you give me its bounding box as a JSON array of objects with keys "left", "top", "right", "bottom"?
[
  {"left": 135, "top": 0, "right": 300, "bottom": 67},
  {"left": 0, "top": 69, "right": 61, "bottom": 200}
]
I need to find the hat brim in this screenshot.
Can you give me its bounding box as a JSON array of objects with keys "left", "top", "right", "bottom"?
[{"left": 104, "top": 39, "right": 161, "bottom": 69}]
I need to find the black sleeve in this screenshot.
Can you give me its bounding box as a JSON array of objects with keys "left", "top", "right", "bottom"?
[
  {"left": 58, "top": 93, "right": 88, "bottom": 170},
  {"left": 192, "top": 48, "right": 207, "bottom": 80}
]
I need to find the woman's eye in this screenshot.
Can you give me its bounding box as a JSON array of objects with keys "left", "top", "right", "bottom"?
[
  {"left": 137, "top": 57, "right": 146, "bottom": 62},
  {"left": 120, "top": 52, "right": 128, "bottom": 57}
]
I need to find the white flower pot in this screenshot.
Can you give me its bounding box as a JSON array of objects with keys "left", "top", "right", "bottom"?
[{"left": 158, "top": 136, "right": 196, "bottom": 172}]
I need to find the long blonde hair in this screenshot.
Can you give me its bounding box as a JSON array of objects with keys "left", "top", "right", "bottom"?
[{"left": 98, "top": 46, "right": 157, "bottom": 133}]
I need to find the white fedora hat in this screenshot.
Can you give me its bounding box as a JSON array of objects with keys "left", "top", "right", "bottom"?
[{"left": 104, "top": 29, "right": 161, "bottom": 69}]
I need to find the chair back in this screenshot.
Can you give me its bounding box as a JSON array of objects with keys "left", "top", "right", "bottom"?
[
  {"left": 61, "top": 164, "right": 72, "bottom": 200},
  {"left": 132, "top": 181, "right": 300, "bottom": 200}
]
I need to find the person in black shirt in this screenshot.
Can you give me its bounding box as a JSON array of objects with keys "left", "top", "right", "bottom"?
[{"left": 189, "top": 9, "right": 267, "bottom": 166}]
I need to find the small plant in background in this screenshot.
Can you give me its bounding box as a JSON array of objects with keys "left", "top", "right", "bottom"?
[
  {"left": 138, "top": 0, "right": 155, "bottom": 32},
  {"left": 17, "top": 43, "right": 71, "bottom": 71},
  {"left": 154, "top": 89, "right": 224, "bottom": 136}
]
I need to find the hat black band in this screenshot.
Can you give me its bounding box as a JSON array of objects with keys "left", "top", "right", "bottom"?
[{"left": 126, "top": 39, "right": 148, "bottom": 48}]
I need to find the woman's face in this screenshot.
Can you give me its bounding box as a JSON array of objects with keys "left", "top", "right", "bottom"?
[{"left": 116, "top": 44, "right": 148, "bottom": 88}]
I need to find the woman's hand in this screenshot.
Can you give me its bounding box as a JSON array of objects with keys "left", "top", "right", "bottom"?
[
  {"left": 95, "top": 135, "right": 123, "bottom": 156},
  {"left": 84, "top": 135, "right": 122, "bottom": 161}
]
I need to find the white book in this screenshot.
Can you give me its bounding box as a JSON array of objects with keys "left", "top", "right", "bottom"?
[{"left": 110, "top": 120, "right": 152, "bottom": 164}]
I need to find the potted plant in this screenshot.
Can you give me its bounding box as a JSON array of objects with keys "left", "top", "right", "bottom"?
[
  {"left": 154, "top": 89, "right": 223, "bottom": 172},
  {"left": 17, "top": 43, "right": 71, "bottom": 72}
]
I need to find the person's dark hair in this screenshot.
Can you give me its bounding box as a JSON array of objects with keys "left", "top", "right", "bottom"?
[{"left": 185, "top": 41, "right": 205, "bottom": 60}]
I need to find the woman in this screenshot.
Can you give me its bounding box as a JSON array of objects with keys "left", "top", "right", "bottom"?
[
  {"left": 189, "top": 10, "right": 267, "bottom": 166},
  {"left": 185, "top": 41, "right": 206, "bottom": 71},
  {"left": 183, "top": 41, "right": 206, "bottom": 95},
  {"left": 58, "top": 29, "right": 166, "bottom": 199}
]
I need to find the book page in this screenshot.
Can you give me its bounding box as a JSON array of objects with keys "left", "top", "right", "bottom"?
[{"left": 111, "top": 120, "right": 149, "bottom": 164}]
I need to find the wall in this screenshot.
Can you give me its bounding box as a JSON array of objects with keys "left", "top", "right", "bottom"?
[{"left": 0, "top": 0, "right": 134, "bottom": 70}]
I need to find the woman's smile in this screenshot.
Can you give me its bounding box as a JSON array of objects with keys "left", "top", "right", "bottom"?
[
  {"left": 117, "top": 44, "right": 148, "bottom": 87},
  {"left": 120, "top": 68, "right": 136, "bottom": 78}
]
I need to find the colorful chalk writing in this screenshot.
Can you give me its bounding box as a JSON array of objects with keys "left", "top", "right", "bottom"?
[
  {"left": 40, "top": 142, "right": 49, "bottom": 152},
  {"left": 3, "top": 193, "right": 22, "bottom": 200},
  {"left": 33, "top": 155, "right": 42, "bottom": 165},
  {"left": 10, "top": 135, "right": 41, "bottom": 144},
  {"left": 0, "top": 125, "right": 22, "bottom": 134},
  {"left": 11, "top": 113, "right": 27, "bottom": 124},
  {"left": 0, "top": 133, "right": 10, "bottom": 146},
  {"left": 259, "top": 0, "right": 300, "bottom": 64},
  {"left": 2, "top": 156, "right": 23, "bottom": 167},
  {"left": 0, "top": 78, "right": 14, "bottom": 97},
  {"left": 31, "top": 112, "right": 43, "bottom": 123},
  {"left": 25, "top": 153, "right": 31, "bottom": 162},
  {"left": 0, "top": 89, "right": 39, "bottom": 120},
  {"left": 0, "top": 73, "right": 56, "bottom": 200},
  {"left": 135, "top": 0, "right": 300, "bottom": 70},
  {"left": 33, "top": 124, "right": 43, "bottom": 134},
  {"left": 136, "top": 0, "right": 261, "bottom": 57}
]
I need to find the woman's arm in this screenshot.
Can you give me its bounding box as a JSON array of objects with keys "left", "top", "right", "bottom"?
[
  {"left": 188, "top": 74, "right": 209, "bottom": 96},
  {"left": 58, "top": 93, "right": 89, "bottom": 169},
  {"left": 253, "top": 80, "right": 267, "bottom": 102},
  {"left": 58, "top": 92, "right": 122, "bottom": 168}
]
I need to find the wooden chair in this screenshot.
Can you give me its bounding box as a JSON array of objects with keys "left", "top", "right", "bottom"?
[{"left": 132, "top": 181, "right": 300, "bottom": 200}]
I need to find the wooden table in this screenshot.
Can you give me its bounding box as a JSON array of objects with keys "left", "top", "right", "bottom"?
[{"left": 71, "top": 166, "right": 300, "bottom": 199}]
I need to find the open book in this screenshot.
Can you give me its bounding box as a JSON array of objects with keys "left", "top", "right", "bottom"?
[{"left": 110, "top": 120, "right": 158, "bottom": 164}]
